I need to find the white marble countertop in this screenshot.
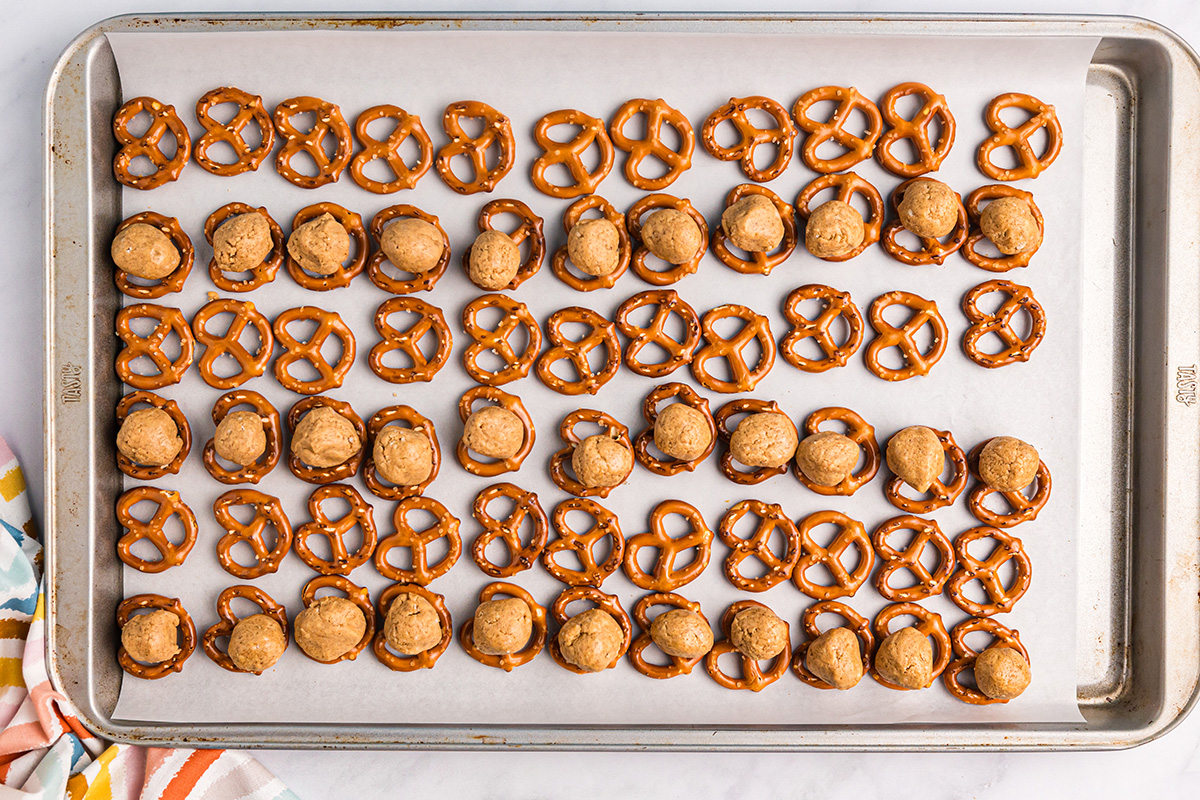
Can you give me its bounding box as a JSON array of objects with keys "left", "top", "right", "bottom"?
[{"left": 8, "top": 0, "right": 1200, "bottom": 796}]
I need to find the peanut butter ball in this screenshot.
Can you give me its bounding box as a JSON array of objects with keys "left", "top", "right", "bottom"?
[
  {"left": 462, "top": 406, "right": 524, "bottom": 460},
  {"left": 112, "top": 223, "right": 180, "bottom": 280},
  {"left": 468, "top": 230, "right": 520, "bottom": 290},
  {"left": 653, "top": 403, "right": 712, "bottom": 461},
  {"left": 213, "top": 410, "right": 267, "bottom": 466},
  {"left": 641, "top": 208, "right": 702, "bottom": 264},
  {"left": 898, "top": 179, "right": 958, "bottom": 238},
  {"left": 295, "top": 596, "right": 366, "bottom": 662},
  {"left": 291, "top": 406, "right": 361, "bottom": 469},
  {"left": 384, "top": 592, "right": 443, "bottom": 655},
  {"left": 473, "top": 597, "right": 532, "bottom": 656},
  {"left": 558, "top": 608, "right": 623, "bottom": 672},
  {"left": 228, "top": 614, "right": 287, "bottom": 673},
  {"left": 875, "top": 626, "right": 933, "bottom": 689},
  {"left": 567, "top": 218, "right": 621, "bottom": 276},
  {"left": 722, "top": 194, "right": 784, "bottom": 252},
  {"left": 980, "top": 197, "right": 1042, "bottom": 255},
  {"left": 978, "top": 436, "right": 1040, "bottom": 492},
  {"left": 374, "top": 426, "right": 433, "bottom": 486},
  {"left": 886, "top": 426, "right": 944, "bottom": 493},
  {"left": 212, "top": 212, "right": 272, "bottom": 273},
  {"left": 650, "top": 609, "right": 713, "bottom": 659},
  {"left": 975, "top": 645, "right": 1031, "bottom": 700},
  {"left": 116, "top": 407, "right": 183, "bottom": 467},
  {"left": 121, "top": 609, "right": 181, "bottom": 664},
  {"left": 287, "top": 212, "right": 349, "bottom": 276},
  {"left": 729, "top": 412, "right": 798, "bottom": 469},
  {"left": 380, "top": 218, "right": 444, "bottom": 275},
  {"left": 729, "top": 606, "right": 788, "bottom": 660},
  {"left": 805, "top": 200, "right": 865, "bottom": 259},
  {"left": 572, "top": 434, "right": 633, "bottom": 488},
  {"left": 806, "top": 627, "right": 864, "bottom": 690},
  {"left": 795, "top": 431, "right": 859, "bottom": 487}
]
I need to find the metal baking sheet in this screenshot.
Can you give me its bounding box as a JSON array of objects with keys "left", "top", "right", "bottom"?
[{"left": 43, "top": 13, "right": 1200, "bottom": 749}]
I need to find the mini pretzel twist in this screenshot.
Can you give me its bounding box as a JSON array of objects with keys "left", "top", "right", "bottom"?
[
  {"left": 112, "top": 97, "right": 190, "bottom": 190},
  {"left": 536, "top": 306, "right": 621, "bottom": 396},
  {"left": 471, "top": 483, "right": 549, "bottom": 578},
  {"left": 362, "top": 405, "right": 440, "bottom": 501},
  {"left": 367, "top": 204, "right": 450, "bottom": 294},
  {"left": 115, "top": 487, "right": 197, "bottom": 573},
  {"left": 623, "top": 500, "right": 713, "bottom": 591},
  {"left": 966, "top": 439, "right": 1052, "bottom": 527},
  {"left": 456, "top": 387, "right": 534, "bottom": 477},
  {"left": 286, "top": 397, "right": 365, "bottom": 484},
  {"left": 691, "top": 304, "right": 775, "bottom": 393},
  {"left": 213, "top": 489, "right": 293, "bottom": 579},
  {"left": 711, "top": 184, "right": 798, "bottom": 276},
  {"left": 780, "top": 285, "right": 864, "bottom": 373},
  {"left": 368, "top": 297, "right": 452, "bottom": 384},
  {"left": 543, "top": 497, "right": 625, "bottom": 587},
  {"left": 871, "top": 515, "right": 955, "bottom": 602},
  {"left": 884, "top": 427, "right": 968, "bottom": 513},
  {"left": 627, "top": 194, "right": 708, "bottom": 285},
  {"left": 194, "top": 86, "right": 274, "bottom": 176},
  {"left": 700, "top": 96, "right": 797, "bottom": 182},
  {"left": 293, "top": 484, "right": 378, "bottom": 576},
  {"left": 202, "top": 390, "right": 281, "bottom": 485},
  {"left": 876, "top": 82, "right": 956, "bottom": 178},
  {"left": 705, "top": 600, "right": 791, "bottom": 691},
  {"left": 713, "top": 399, "right": 793, "bottom": 485},
  {"left": 113, "top": 211, "right": 194, "bottom": 299},
  {"left": 717, "top": 500, "right": 802, "bottom": 592},
  {"left": 463, "top": 199, "right": 545, "bottom": 291},
  {"left": 869, "top": 602, "right": 951, "bottom": 690},
  {"left": 350, "top": 104, "right": 433, "bottom": 193},
  {"left": 461, "top": 293, "right": 542, "bottom": 386},
  {"left": 947, "top": 526, "right": 1033, "bottom": 616},
  {"left": 530, "top": 109, "right": 615, "bottom": 199},
  {"left": 609, "top": 98, "right": 695, "bottom": 190},
  {"left": 881, "top": 178, "right": 968, "bottom": 265},
  {"left": 272, "top": 306, "right": 356, "bottom": 394},
  {"left": 548, "top": 409, "right": 633, "bottom": 498},
  {"left": 273, "top": 96, "right": 352, "bottom": 188},
  {"left": 117, "top": 595, "right": 196, "bottom": 680},
  {"left": 792, "top": 510, "right": 874, "bottom": 600},
  {"left": 629, "top": 592, "right": 710, "bottom": 679},
  {"left": 115, "top": 303, "right": 195, "bottom": 390},
  {"left": 633, "top": 383, "right": 715, "bottom": 476},
  {"left": 435, "top": 101, "right": 516, "bottom": 194},
  {"left": 204, "top": 204, "right": 284, "bottom": 292},
  {"left": 115, "top": 391, "right": 190, "bottom": 480},
  {"left": 615, "top": 290, "right": 701, "bottom": 378},
  {"left": 864, "top": 290, "right": 948, "bottom": 381},
  {"left": 962, "top": 280, "right": 1047, "bottom": 369},
  {"left": 792, "top": 86, "right": 883, "bottom": 173},
  {"left": 201, "top": 586, "right": 288, "bottom": 674},
  {"left": 285, "top": 203, "right": 368, "bottom": 291},
  {"left": 793, "top": 406, "right": 880, "bottom": 496},
  {"left": 375, "top": 496, "right": 462, "bottom": 585},
  {"left": 459, "top": 582, "right": 547, "bottom": 671},
  {"left": 794, "top": 172, "right": 884, "bottom": 262},
  {"left": 977, "top": 93, "right": 1063, "bottom": 181},
  {"left": 548, "top": 586, "right": 633, "bottom": 674},
  {"left": 943, "top": 617, "right": 1030, "bottom": 704},
  {"left": 551, "top": 195, "right": 631, "bottom": 292},
  {"left": 191, "top": 298, "right": 273, "bottom": 389},
  {"left": 373, "top": 584, "right": 453, "bottom": 671},
  {"left": 299, "top": 575, "right": 375, "bottom": 664},
  {"left": 962, "top": 185, "right": 1044, "bottom": 272},
  {"left": 791, "top": 600, "right": 874, "bottom": 689}
]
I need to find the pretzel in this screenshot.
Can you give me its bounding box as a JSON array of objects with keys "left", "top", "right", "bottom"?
[
  {"left": 713, "top": 399, "right": 793, "bottom": 485},
  {"left": 273, "top": 96, "right": 352, "bottom": 188},
  {"left": 792, "top": 86, "right": 883, "bottom": 173},
  {"left": 793, "top": 510, "right": 874, "bottom": 600},
  {"left": 471, "top": 483, "right": 548, "bottom": 578},
  {"left": 368, "top": 297, "right": 452, "bottom": 384},
  {"left": 204, "top": 204, "right": 284, "bottom": 292},
  {"left": 375, "top": 496, "right": 462, "bottom": 584},
  {"left": 543, "top": 497, "right": 625, "bottom": 587},
  {"left": 966, "top": 439, "right": 1052, "bottom": 527},
  {"left": 633, "top": 383, "right": 715, "bottom": 476},
  {"left": 201, "top": 390, "right": 281, "bottom": 485},
  {"left": 272, "top": 306, "right": 356, "bottom": 394},
  {"left": 869, "top": 602, "right": 951, "bottom": 690},
  {"left": 705, "top": 600, "right": 791, "bottom": 691},
  {"left": 363, "top": 405, "right": 440, "bottom": 501},
  {"left": 191, "top": 298, "right": 273, "bottom": 389},
  {"left": 943, "top": 617, "right": 1030, "bottom": 704},
  {"left": 609, "top": 98, "right": 694, "bottom": 190},
  {"left": 700, "top": 96, "right": 797, "bottom": 182},
  {"left": 366, "top": 204, "right": 450, "bottom": 294},
  {"left": 373, "top": 584, "right": 453, "bottom": 671},
  {"left": 286, "top": 203, "right": 368, "bottom": 291},
  {"left": 864, "top": 290, "right": 947, "bottom": 381},
  {"left": 790, "top": 600, "right": 874, "bottom": 690},
  {"left": 793, "top": 406, "right": 880, "bottom": 496},
  {"left": 115, "top": 391, "right": 190, "bottom": 480},
  {"left": 717, "top": 500, "right": 801, "bottom": 592},
  {"left": 780, "top": 284, "right": 864, "bottom": 373},
  {"left": 350, "top": 104, "right": 432, "bottom": 193},
  {"left": 871, "top": 515, "right": 954, "bottom": 602},
  {"left": 456, "top": 387, "right": 534, "bottom": 476},
  {"left": 213, "top": 489, "right": 292, "bottom": 579},
  {"left": 711, "top": 184, "right": 798, "bottom": 276},
  {"left": 629, "top": 592, "right": 709, "bottom": 679},
  {"left": 691, "top": 304, "right": 775, "bottom": 393},
  {"left": 962, "top": 186, "right": 1044, "bottom": 272},
  {"left": 461, "top": 294, "right": 542, "bottom": 386},
  {"left": 875, "top": 82, "right": 956, "bottom": 178},
  {"left": 977, "top": 93, "right": 1063, "bottom": 181},
  {"left": 112, "top": 97, "right": 190, "bottom": 190},
  {"left": 293, "top": 484, "right": 378, "bottom": 576},
  {"left": 116, "top": 595, "right": 196, "bottom": 680},
  {"left": 463, "top": 199, "right": 545, "bottom": 291},
  {"left": 881, "top": 179, "right": 968, "bottom": 265},
  {"left": 884, "top": 427, "right": 968, "bottom": 513},
  {"left": 794, "top": 172, "right": 884, "bottom": 262},
  {"left": 627, "top": 194, "right": 708, "bottom": 285},
  {"left": 202, "top": 585, "right": 288, "bottom": 674},
  {"left": 535, "top": 306, "right": 621, "bottom": 396},
  {"left": 614, "top": 290, "right": 700, "bottom": 378},
  {"left": 459, "top": 582, "right": 547, "bottom": 671},
  {"left": 530, "top": 109, "right": 615, "bottom": 199},
  {"left": 286, "top": 397, "right": 365, "bottom": 484},
  {"left": 548, "top": 586, "right": 632, "bottom": 673},
  {"left": 947, "top": 526, "right": 1032, "bottom": 616},
  {"left": 962, "top": 280, "right": 1047, "bottom": 369},
  {"left": 113, "top": 212, "right": 194, "bottom": 299},
  {"left": 551, "top": 195, "right": 631, "bottom": 292},
  {"left": 435, "top": 101, "right": 516, "bottom": 194},
  {"left": 115, "top": 304, "right": 195, "bottom": 390},
  {"left": 194, "top": 87, "right": 274, "bottom": 176},
  {"left": 623, "top": 500, "right": 713, "bottom": 591},
  {"left": 299, "top": 575, "right": 375, "bottom": 664},
  {"left": 115, "top": 487, "right": 197, "bottom": 573},
  {"left": 548, "top": 409, "right": 633, "bottom": 498}
]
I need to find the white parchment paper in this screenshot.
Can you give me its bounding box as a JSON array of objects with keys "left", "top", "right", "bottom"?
[{"left": 106, "top": 29, "right": 1096, "bottom": 725}]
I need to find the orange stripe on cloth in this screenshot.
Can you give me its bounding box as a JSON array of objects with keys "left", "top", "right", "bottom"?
[
  {"left": 0, "top": 619, "right": 30, "bottom": 640},
  {"left": 0, "top": 466, "right": 25, "bottom": 502},
  {"left": 163, "top": 749, "right": 223, "bottom": 798}
]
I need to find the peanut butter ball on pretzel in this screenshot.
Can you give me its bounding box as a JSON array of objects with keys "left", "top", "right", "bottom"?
[
  {"left": 295, "top": 596, "right": 367, "bottom": 662},
  {"left": 568, "top": 218, "right": 621, "bottom": 276},
  {"left": 898, "top": 179, "right": 958, "bottom": 238},
  {"left": 642, "top": 208, "right": 703, "bottom": 264},
  {"left": 730, "top": 606, "right": 788, "bottom": 660},
  {"left": 121, "top": 609, "right": 181, "bottom": 664},
  {"left": 875, "top": 626, "right": 934, "bottom": 689},
  {"left": 806, "top": 627, "right": 864, "bottom": 690},
  {"left": 117, "top": 408, "right": 183, "bottom": 467},
  {"left": 978, "top": 436, "right": 1040, "bottom": 492},
  {"left": 886, "top": 426, "right": 944, "bottom": 493},
  {"left": 213, "top": 411, "right": 267, "bottom": 467},
  {"left": 287, "top": 212, "right": 350, "bottom": 276},
  {"left": 572, "top": 434, "right": 633, "bottom": 489},
  {"left": 975, "top": 645, "right": 1031, "bottom": 700},
  {"left": 212, "top": 212, "right": 273, "bottom": 274},
  {"left": 805, "top": 200, "right": 865, "bottom": 259},
  {"left": 384, "top": 592, "right": 443, "bottom": 655},
  {"left": 468, "top": 230, "right": 521, "bottom": 290},
  {"left": 722, "top": 195, "right": 785, "bottom": 253},
  {"left": 795, "top": 431, "right": 859, "bottom": 487},
  {"left": 112, "top": 223, "right": 180, "bottom": 280},
  {"left": 730, "top": 412, "right": 798, "bottom": 470},
  {"left": 653, "top": 403, "right": 712, "bottom": 462},
  {"left": 472, "top": 597, "right": 533, "bottom": 656},
  {"left": 980, "top": 197, "right": 1042, "bottom": 255},
  {"left": 462, "top": 406, "right": 524, "bottom": 460},
  {"left": 381, "top": 218, "right": 444, "bottom": 275},
  {"left": 374, "top": 426, "right": 434, "bottom": 486},
  {"left": 291, "top": 406, "right": 361, "bottom": 469},
  {"left": 650, "top": 609, "right": 713, "bottom": 659},
  {"left": 558, "top": 608, "right": 623, "bottom": 672},
  {"left": 228, "top": 614, "right": 287, "bottom": 673}
]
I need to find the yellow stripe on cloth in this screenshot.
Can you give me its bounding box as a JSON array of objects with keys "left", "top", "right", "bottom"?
[
  {"left": 0, "top": 466, "right": 25, "bottom": 502},
  {"left": 67, "top": 744, "right": 121, "bottom": 799},
  {"left": 0, "top": 657, "right": 25, "bottom": 689}
]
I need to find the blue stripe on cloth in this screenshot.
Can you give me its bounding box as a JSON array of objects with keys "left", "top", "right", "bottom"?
[{"left": 0, "top": 520, "right": 37, "bottom": 616}]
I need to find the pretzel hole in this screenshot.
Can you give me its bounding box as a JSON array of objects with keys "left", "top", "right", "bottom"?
[
  {"left": 124, "top": 153, "right": 165, "bottom": 178},
  {"left": 799, "top": 562, "right": 839, "bottom": 589},
  {"left": 225, "top": 532, "right": 283, "bottom": 572},
  {"left": 971, "top": 235, "right": 1007, "bottom": 261},
  {"left": 226, "top": 595, "right": 268, "bottom": 621},
  {"left": 997, "top": 105, "right": 1035, "bottom": 130},
  {"left": 124, "top": 503, "right": 188, "bottom": 549},
  {"left": 379, "top": 312, "right": 442, "bottom": 368},
  {"left": 123, "top": 110, "right": 154, "bottom": 138},
  {"left": 958, "top": 576, "right": 999, "bottom": 608},
  {"left": 977, "top": 483, "right": 1036, "bottom": 515},
  {"left": 483, "top": 531, "right": 538, "bottom": 570},
  {"left": 749, "top": 141, "right": 783, "bottom": 174},
  {"left": 805, "top": 523, "right": 865, "bottom": 572},
  {"left": 708, "top": 117, "right": 746, "bottom": 151},
  {"left": 285, "top": 149, "right": 326, "bottom": 182},
  {"left": 712, "top": 645, "right": 755, "bottom": 679},
  {"left": 884, "top": 138, "right": 922, "bottom": 170},
  {"left": 962, "top": 535, "right": 1011, "bottom": 564},
  {"left": 201, "top": 140, "right": 243, "bottom": 169},
  {"left": 634, "top": 153, "right": 673, "bottom": 182}
]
